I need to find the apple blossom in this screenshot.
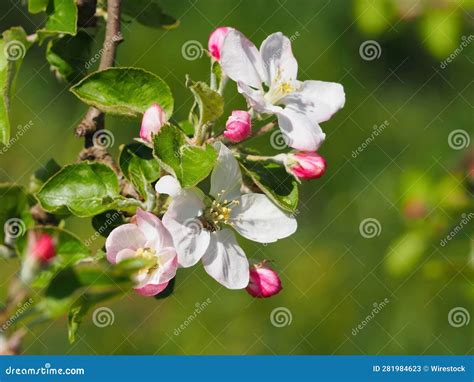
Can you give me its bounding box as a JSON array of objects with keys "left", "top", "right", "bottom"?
[
  {"left": 105, "top": 208, "right": 178, "bottom": 297},
  {"left": 139, "top": 103, "right": 167, "bottom": 142},
  {"left": 208, "top": 27, "right": 232, "bottom": 60},
  {"left": 224, "top": 110, "right": 252, "bottom": 142},
  {"left": 246, "top": 260, "right": 282, "bottom": 298},
  {"left": 283, "top": 152, "right": 327, "bottom": 180},
  {"left": 220, "top": 30, "right": 345, "bottom": 151},
  {"left": 155, "top": 142, "right": 297, "bottom": 289}
]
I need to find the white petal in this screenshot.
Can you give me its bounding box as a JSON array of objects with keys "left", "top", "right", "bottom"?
[
  {"left": 155, "top": 175, "right": 182, "bottom": 198},
  {"left": 277, "top": 104, "right": 326, "bottom": 151},
  {"left": 282, "top": 80, "right": 345, "bottom": 123},
  {"left": 231, "top": 193, "right": 297, "bottom": 243},
  {"left": 221, "top": 30, "right": 266, "bottom": 89},
  {"left": 136, "top": 208, "right": 173, "bottom": 249},
  {"left": 260, "top": 32, "right": 298, "bottom": 85},
  {"left": 210, "top": 142, "right": 242, "bottom": 201},
  {"left": 137, "top": 247, "right": 178, "bottom": 287},
  {"left": 162, "top": 191, "right": 210, "bottom": 267},
  {"left": 202, "top": 229, "right": 249, "bottom": 289},
  {"left": 237, "top": 81, "right": 281, "bottom": 115},
  {"left": 105, "top": 224, "right": 146, "bottom": 264}
]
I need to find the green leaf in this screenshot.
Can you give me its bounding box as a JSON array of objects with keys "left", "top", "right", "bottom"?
[
  {"left": 28, "top": 0, "right": 50, "bottom": 13},
  {"left": 0, "top": 27, "right": 32, "bottom": 145},
  {"left": 178, "top": 120, "right": 194, "bottom": 136},
  {"left": 29, "top": 158, "right": 61, "bottom": 193},
  {"left": 15, "top": 226, "right": 91, "bottom": 288},
  {"left": 119, "top": 143, "right": 160, "bottom": 197},
  {"left": 187, "top": 77, "right": 224, "bottom": 127},
  {"left": 46, "top": 31, "right": 93, "bottom": 82},
  {"left": 39, "top": 0, "right": 78, "bottom": 37},
  {"left": 70, "top": 67, "right": 173, "bottom": 117},
  {"left": 0, "top": 184, "right": 33, "bottom": 243},
  {"left": 239, "top": 160, "right": 299, "bottom": 213},
  {"left": 36, "top": 162, "right": 135, "bottom": 217},
  {"left": 153, "top": 124, "right": 217, "bottom": 188},
  {"left": 122, "top": 0, "right": 179, "bottom": 30},
  {"left": 91, "top": 210, "right": 125, "bottom": 238}
]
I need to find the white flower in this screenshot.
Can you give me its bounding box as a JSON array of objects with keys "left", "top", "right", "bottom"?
[
  {"left": 220, "top": 30, "right": 345, "bottom": 151},
  {"left": 155, "top": 143, "right": 297, "bottom": 289}
]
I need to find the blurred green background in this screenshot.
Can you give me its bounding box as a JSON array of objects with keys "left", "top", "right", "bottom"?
[{"left": 0, "top": 0, "right": 473, "bottom": 355}]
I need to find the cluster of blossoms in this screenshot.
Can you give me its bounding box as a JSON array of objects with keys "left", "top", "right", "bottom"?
[{"left": 27, "top": 28, "right": 344, "bottom": 299}]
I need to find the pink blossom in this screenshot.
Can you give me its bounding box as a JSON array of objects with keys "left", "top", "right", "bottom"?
[
  {"left": 140, "top": 103, "right": 167, "bottom": 142},
  {"left": 29, "top": 232, "right": 55, "bottom": 263},
  {"left": 223, "top": 110, "right": 251, "bottom": 142},
  {"left": 287, "top": 152, "right": 326, "bottom": 180},
  {"left": 246, "top": 261, "right": 282, "bottom": 298},
  {"left": 208, "top": 27, "right": 231, "bottom": 60},
  {"left": 105, "top": 209, "right": 178, "bottom": 297}
]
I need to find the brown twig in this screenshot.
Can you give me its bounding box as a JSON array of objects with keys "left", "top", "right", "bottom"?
[{"left": 75, "top": 0, "right": 123, "bottom": 145}]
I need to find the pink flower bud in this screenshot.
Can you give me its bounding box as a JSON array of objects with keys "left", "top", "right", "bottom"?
[
  {"left": 224, "top": 110, "right": 251, "bottom": 142},
  {"left": 208, "top": 27, "right": 231, "bottom": 60},
  {"left": 31, "top": 233, "right": 55, "bottom": 263},
  {"left": 286, "top": 152, "right": 326, "bottom": 180},
  {"left": 140, "top": 103, "right": 166, "bottom": 142},
  {"left": 246, "top": 261, "right": 282, "bottom": 298}
]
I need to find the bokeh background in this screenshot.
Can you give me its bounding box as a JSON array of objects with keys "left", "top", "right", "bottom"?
[{"left": 0, "top": 0, "right": 473, "bottom": 355}]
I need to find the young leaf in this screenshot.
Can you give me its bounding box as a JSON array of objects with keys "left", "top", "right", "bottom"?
[
  {"left": 36, "top": 162, "right": 135, "bottom": 217},
  {"left": 39, "top": 0, "right": 78, "bottom": 37},
  {"left": 70, "top": 67, "right": 173, "bottom": 117},
  {"left": 119, "top": 143, "right": 160, "bottom": 197},
  {"left": 0, "top": 27, "right": 32, "bottom": 144},
  {"left": 46, "top": 31, "right": 93, "bottom": 82},
  {"left": 187, "top": 77, "right": 224, "bottom": 127},
  {"left": 28, "top": 0, "right": 50, "bottom": 14},
  {"left": 153, "top": 124, "right": 217, "bottom": 188},
  {"left": 239, "top": 160, "right": 299, "bottom": 213},
  {"left": 122, "top": 0, "right": 179, "bottom": 30}
]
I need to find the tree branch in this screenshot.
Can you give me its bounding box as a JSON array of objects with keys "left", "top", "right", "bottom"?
[{"left": 75, "top": 0, "right": 123, "bottom": 145}]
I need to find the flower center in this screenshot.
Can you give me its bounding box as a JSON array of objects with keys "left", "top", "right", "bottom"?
[
  {"left": 135, "top": 247, "right": 158, "bottom": 277},
  {"left": 202, "top": 191, "right": 239, "bottom": 231},
  {"left": 265, "top": 80, "right": 295, "bottom": 105}
]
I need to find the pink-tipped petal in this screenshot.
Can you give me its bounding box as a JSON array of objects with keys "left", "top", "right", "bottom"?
[
  {"left": 134, "top": 282, "right": 169, "bottom": 297},
  {"left": 287, "top": 152, "right": 326, "bottom": 180},
  {"left": 30, "top": 233, "right": 56, "bottom": 263},
  {"left": 140, "top": 103, "right": 167, "bottom": 142},
  {"left": 105, "top": 224, "right": 147, "bottom": 264},
  {"left": 208, "top": 27, "right": 231, "bottom": 60}
]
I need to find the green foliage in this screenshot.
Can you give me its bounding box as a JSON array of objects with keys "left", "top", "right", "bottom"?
[
  {"left": 28, "top": 0, "right": 49, "bottom": 14},
  {"left": 187, "top": 77, "right": 224, "bottom": 128},
  {"left": 39, "top": 0, "right": 78, "bottom": 37},
  {"left": 36, "top": 162, "right": 140, "bottom": 217},
  {"left": 419, "top": 10, "right": 461, "bottom": 59},
  {"left": 0, "top": 184, "right": 33, "bottom": 243},
  {"left": 0, "top": 27, "right": 32, "bottom": 144},
  {"left": 119, "top": 143, "right": 160, "bottom": 198},
  {"left": 70, "top": 68, "right": 174, "bottom": 117},
  {"left": 153, "top": 125, "right": 217, "bottom": 188},
  {"left": 239, "top": 160, "right": 299, "bottom": 213},
  {"left": 46, "top": 31, "right": 93, "bottom": 82},
  {"left": 122, "top": 0, "right": 179, "bottom": 30}
]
